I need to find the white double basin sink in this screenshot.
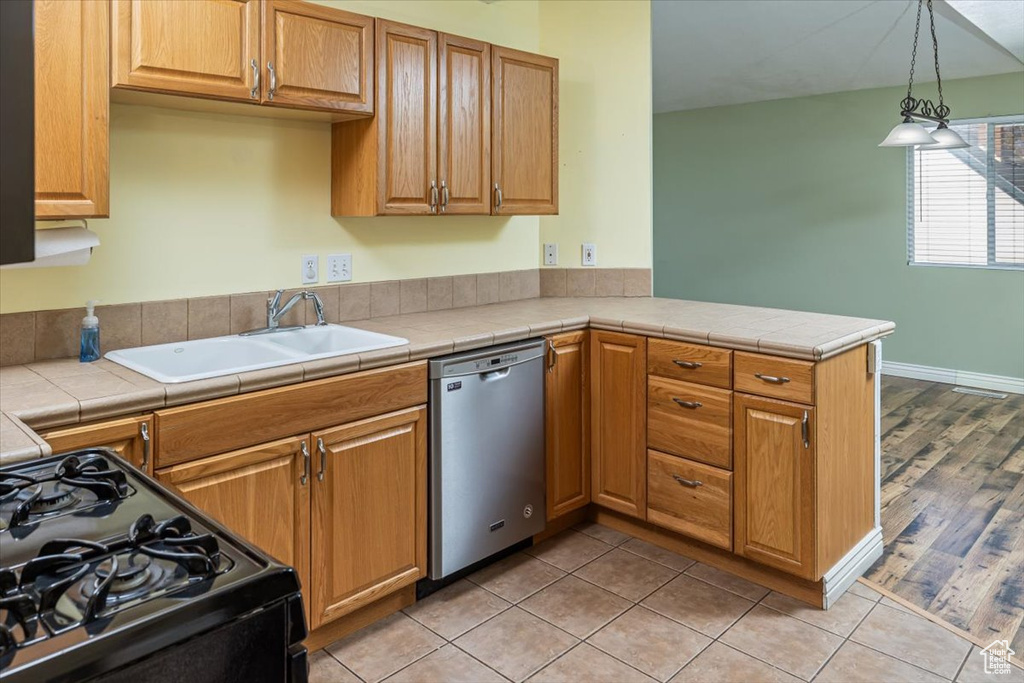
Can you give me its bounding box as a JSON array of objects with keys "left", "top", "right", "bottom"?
[{"left": 106, "top": 325, "right": 408, "bottom": 384}]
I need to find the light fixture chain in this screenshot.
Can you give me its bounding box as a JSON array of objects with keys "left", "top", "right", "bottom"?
[
  {"left": 927, "top": 0, "right": 944, "bottom": 107},
  {"left": 906, "top": 0, "right": 923, "bottom": 100}
]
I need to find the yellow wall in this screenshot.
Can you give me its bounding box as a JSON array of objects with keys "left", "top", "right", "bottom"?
[{"left": 0, "top": 0, "right": 653, "bottom": 313}]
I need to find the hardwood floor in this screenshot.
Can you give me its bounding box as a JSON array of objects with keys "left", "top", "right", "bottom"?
[{"left": 866, "top": 376, "right": 1024, "bottom": 654}]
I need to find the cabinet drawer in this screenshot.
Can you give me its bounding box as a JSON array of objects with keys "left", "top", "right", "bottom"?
[
  {"left": 647, "top": 376, "right": 732, "bottom": 469},
  {"left": 155, "top": 362, "right": 426, "bottom": 466},
  {"left": 647, "top": 450, "right": 732, "bottom": 550},
  {"left": 648, "top": 339, "right": 731, "bottom": 389},
  {"left": 734, "top": 352, "right": 814, "bottom": 404}
]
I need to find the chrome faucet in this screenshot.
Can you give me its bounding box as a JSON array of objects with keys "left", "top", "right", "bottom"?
[{"left": 240, "top": 289, "right": 327, "bottom": 336}]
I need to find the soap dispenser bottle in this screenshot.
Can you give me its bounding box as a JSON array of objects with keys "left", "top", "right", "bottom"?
[{"left": 80, "top": 300, "right": 100, "bottom": 362}]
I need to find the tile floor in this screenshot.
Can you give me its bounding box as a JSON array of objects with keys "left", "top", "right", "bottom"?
[{"left": 310, "top": 524, "right": 1023, "bottom": 683}]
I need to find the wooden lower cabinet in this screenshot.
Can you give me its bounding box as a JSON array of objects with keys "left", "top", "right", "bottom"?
[
  {"left": 544, "top": 331, "right": 589, "bottom": 520},
  {"left": 733, "top": 393, "right": 816, "bottom": 579},
  {"left": 42, "top": 416, "right": 153, "bottom": 474},
  {"left": 590, "top": 331, "right": 647, "bottom": 518},
  {"left": 309, "top": 407, "right": 427, "bottom": 630},
  {"left": 155, "top": 435, "right": 311, "bottom": 597}
]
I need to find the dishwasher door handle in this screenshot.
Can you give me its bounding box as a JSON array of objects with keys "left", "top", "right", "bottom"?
[{"left": 481, "top": 367, "right": 512, "bottom": 381}]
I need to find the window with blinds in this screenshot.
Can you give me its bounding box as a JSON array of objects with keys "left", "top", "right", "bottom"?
[{"left": 907, "top": 115, "right": 1023, "bottom": 269}]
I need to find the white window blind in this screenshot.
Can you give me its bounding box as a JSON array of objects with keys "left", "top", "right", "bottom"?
[{"left": 907, "top": 115, "right": 1023, "bottom": 269}]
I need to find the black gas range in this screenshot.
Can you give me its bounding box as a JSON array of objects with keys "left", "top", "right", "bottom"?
[{"left": 0, "top": 449, "right": 307, "bottom": 682}]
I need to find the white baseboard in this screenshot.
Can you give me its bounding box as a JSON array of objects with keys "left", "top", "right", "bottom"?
[
  {"left": 882, "top": 360, "right": 1024, "bottom": 395},
  {"left": 822, "top": 527, "right": 884, "bottom": 609}
]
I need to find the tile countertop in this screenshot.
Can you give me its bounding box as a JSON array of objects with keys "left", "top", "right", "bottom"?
[{"left": 0, "top": 296, "right": 894, "bottom": 464}]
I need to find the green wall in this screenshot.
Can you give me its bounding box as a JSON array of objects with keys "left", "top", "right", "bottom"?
[{"left": 653, "top": 72, "right": 1024, "bottom": 378}]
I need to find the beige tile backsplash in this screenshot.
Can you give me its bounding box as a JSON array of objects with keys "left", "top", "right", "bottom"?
[{"left": 0, "top": 268, "right": 650, "bottom": 366}]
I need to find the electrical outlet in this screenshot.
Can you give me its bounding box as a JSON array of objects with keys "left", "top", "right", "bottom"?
[
  {"left": 581, "top": 243, "right": 597, "bottom": 267},
  {"left": 326, "top": 253, "right": 352, "bottom": 283},
  {"left": 301, "top": 254, "right": 318, "bottom": 284},
  {"left": 544, "top": 243, "right": 558, "bottom": 266}
]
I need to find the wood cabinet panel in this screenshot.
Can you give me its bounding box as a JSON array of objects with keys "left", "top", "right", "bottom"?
[
  {"left": 648, "top": 376, "right": 732, "bottom": 469},
  {"left": 42, "top": 415, "right": 153, "bottom": 474},
  {"left": 34, "top": 0, "right": 109, "bottom": 218},
  {"left": 261, "top": 0, "right": 373, "bottom": 113},
  {"left": 647, "top": 450, "right": 732, "bottom": 550},
  {"left": 591, "top": 331, "right": 646, "bottom": 518},
  {"left": 545, "top": 331, "right": 589, "bottom": 521},
  {"left": 111, "top": 0, "right": 260, "bottom": 102},
  {"left": 734, "top": 352, "right": 815, "bottom": 404},
  {"left": 156, "top": 436, "right": 310, "bottom": 596},
  {"left": 647, "top": 339, "right": 731, "bottom": 389},
  {"left": 734, "top": 393, "right": 816, "bottom": 579},
  {"left": 155, "top": 362, "right": 427, "bottom": 465},
  {"left": 310, "top": 407, "right": 427, "bottom": 629},
  {"left": 491, "top": 46, "right": 558, "bottom": 215},
  {"left": 438, "top": 34, "right": 490, "bottom": 215}
]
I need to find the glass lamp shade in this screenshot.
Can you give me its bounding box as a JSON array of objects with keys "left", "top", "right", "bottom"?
[
  {"left": 879, "top": 120, "right": 939, "bottom": 147},
  {"left": 927, "top": 124, "right": 970, "bottom": 149}
]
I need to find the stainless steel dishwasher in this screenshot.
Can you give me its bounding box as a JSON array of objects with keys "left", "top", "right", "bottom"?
[{"left": 428, "top": 338, "right": 546, "bottom": 580}]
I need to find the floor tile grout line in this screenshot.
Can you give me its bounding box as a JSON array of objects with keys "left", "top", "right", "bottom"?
[
  {"left": 322, "top": 648, "right": 367, "bottom": 683},
  {"left": 951, "top": 644, "right": 974, "bottom": 682},
  {"left": 447, "top": 641, "right": 516, "bottom": 682}
]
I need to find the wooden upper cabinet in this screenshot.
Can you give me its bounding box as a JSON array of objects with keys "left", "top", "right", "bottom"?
[
  {"left": 491, "top": 46, "right": 558, "bottom": 215},
  {"left": 590, "top": 331, "right": 647, "bottom": 518},
  {"left": 545, "top": 331, "right": 589, "bottom": 521},
  {"left": 438, "top": 34, "right": 490, "bottom": 215},
  {"left": 111, "top": 0, "right": 260, "bottom": 102},
  {"left": 34, "top": 0, "right": 109, "bottom": 219},
  {"left": 261, "top": 0, "right": 373, "bottom": 113},
  {"left": 309, "top": 407, "right": 427, "bottom": 630},
  {"left": 733, "top": 393, "right": 816, "bottom": 579},
  {"left": 156, "top": 435, "right": 311, "bottom": 596},
  {"left": 41, "top": 415, "right": 153, "bottom": 475}
]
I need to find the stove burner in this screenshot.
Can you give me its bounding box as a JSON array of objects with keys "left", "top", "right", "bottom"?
[
  {"left": 18, "top": 483, "right": 79, "bottom": 514},
  {"left": 93, "top": 554, "right": 153, "bottom": 595}
]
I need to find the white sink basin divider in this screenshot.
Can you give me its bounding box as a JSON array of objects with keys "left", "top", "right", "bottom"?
[{"left": 105, "top": 325, "right": 409, "bottom": 384}]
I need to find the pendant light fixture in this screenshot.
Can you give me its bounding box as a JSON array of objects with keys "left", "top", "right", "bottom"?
[{"left": 879, "top": 0, "right": 969, "bottom": 149}]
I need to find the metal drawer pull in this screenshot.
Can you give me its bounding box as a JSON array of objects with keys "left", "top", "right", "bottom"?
[
  {"left": 441, "top": 180, "right": 449, "bottom": 213},
  {"left": 430, "top": 180, "right": 438, "bottom": 213},
  {"left": 140, "top": 423, "right": 150, "bottom": 471},
  {"left": 672, "top": 360, "right": 702, "bottom": 369},
  {"left": 755, "top": 372, "right": 790, "bottom": 384},
  {"left": 801, "top": 411, "right": 810, "bottom": 449},
  {"left": 300, "top": 442, "right": 311, "bottom": 485},
  {"left": 547, "top": 339, "right": 557, "bottom": 372},
  {"left": 250, "top": 58, "right": 259, "bottom": 99},
  {"left": 267, "top": 61, "right": 277, "bottom": 100},
  {"left": 672, "top": 474, "right": 703, "bottom": 488},
  {"left": 494, "top": 182, "right": 502, "bottom": 209},
  {"left": 672, "top": 398, "right": 703, "bottom": 409},
  {"left": 316, "top": 437, "right": 327, "bottom": 481}
]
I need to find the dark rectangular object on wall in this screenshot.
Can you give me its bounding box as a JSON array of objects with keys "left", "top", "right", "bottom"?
[{"left": 0, "top": 0, "right": 35, "bottom": 265}]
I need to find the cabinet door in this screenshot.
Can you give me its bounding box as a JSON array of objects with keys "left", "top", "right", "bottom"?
[
  {"left": 734, "top": 393, "right": 816, "bottom": 579},
  {"left": 376, "top": 21, "right": 437, "bottom": 215},
  {"left": 310, "top": 407, "right": 427, "bottom": 629},
  {"left": 491, "top": 46, "right": 558, "bottom": 215},
  {"left": 591, "top": 331, "right": 646, "bottom": 518},
  {"left": 42, "top": 416, "right": 153, "bottom": 475},
  {"left": 545, "top": 331, "right": 589, "bottom": 520},
  {"left": 155, "top": 436, "right": 311, "bottom": 595},
  {"left": 34, "top": 0, "right": 109, "bottom": 219},
  {"left": 438, "top": 34, "right": 490, "bottom": 215},
  {"left": 111, "top": 0, "right": 260, "bottom": 102},
  {"left": 261, "top": 0, "right": 373, "bottom": 113}
]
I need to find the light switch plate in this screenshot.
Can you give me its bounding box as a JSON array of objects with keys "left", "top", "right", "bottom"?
[
  {"left": 582, "top": 243, "right": 596, "bottom": 267},
  {"left": 301, "top": 254, "right": 318, "bottom": 284},
  {"left": 544, "top": 243, "right": 558, "bottom": 266},
  {"left": 326, "top": 253, "right": 352, "bottom": 283}
]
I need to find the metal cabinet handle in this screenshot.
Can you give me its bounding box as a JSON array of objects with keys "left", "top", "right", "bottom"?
[
  {"left": 673, "top": 360, "right": 702, "bottom": 369},
  {"left": 755, "top": 372, "right": 790, "bottom": 384},
  {"left": 440, "top": 180, "right": 449, "bottom": 213},
  {"left": 139, "top": 423, "right": 150, "bottom": 471},
  {"left": 547, "top": 339, "right": 557, "bottom": 372},
  {"left": 494, "top": 182, "right": 502, "bottom": 209},
  {"left": 672, "top": 398, "right": 702, "bottom": 409},
  {"left": 267, "top": 61, "right": 276, "bottom": 100},
  {"left": 316, "top": 437, "right": 327, "bottom": 481},
  {"left": 672, "top": 474, "right": 703, "bottom": 488},
  {"left": 430, "top": 180, "right": 438, "bottom": 213},
  {"left": 801, "top": 411, "right": 810, "bottom": 449},
  {"left": 250, "top": 58, "right": 259, "bottom": 99},
  {"left": 300, "top": 441, "right": 311, "bottom": 485}
]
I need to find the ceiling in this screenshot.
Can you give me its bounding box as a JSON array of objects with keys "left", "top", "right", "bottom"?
[{"left": 652, "top": 0, "right": 1024, "bottom": 113}]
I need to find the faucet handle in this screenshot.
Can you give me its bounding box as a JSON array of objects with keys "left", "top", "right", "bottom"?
[{"left": 268, "top": 289, "right": 285, "bottom": 312}]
